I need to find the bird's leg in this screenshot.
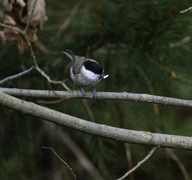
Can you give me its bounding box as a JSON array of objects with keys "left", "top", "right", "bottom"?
[
  {"left": 80, "top": 87, "right": 86, "bottom": 97},
  {"left": 91, "top": 87, "right": 97, "bottom": 99}
]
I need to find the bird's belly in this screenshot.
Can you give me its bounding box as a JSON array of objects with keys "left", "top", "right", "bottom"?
[{"left": 70, "top": 71, "right": 101, "bottom": 87}]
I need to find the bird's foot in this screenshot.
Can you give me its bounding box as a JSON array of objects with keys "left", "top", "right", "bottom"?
[
  {"left": 92, "top": 87, "right": 97, "bottom": 99},
  {"left": 80, "top": 87, "right": 86, "bottom": 97}
]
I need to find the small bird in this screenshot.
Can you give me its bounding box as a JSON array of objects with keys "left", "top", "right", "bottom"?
[{"left": 62, "top": 49, "right": 109, "bottom": 99}]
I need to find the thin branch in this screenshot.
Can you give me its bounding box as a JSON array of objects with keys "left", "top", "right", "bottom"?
[
  {"left": 133, "top": 63, "right": 159, "bottom": 115},
  {"left": 0, "top": 91, "right": 192, "bottom": 150},
  {"left": 145, "top": 53, "right": 176, "bottom": 78},
  {"left": 1, "top": 88, "right": 192, "bottom": 108},
  {"left": 41, "top": 146, "right": 76, "bottom": 180},
  {"left": 55, "top": 1, "right": 83, "bottom": 37},
  {"left": 166, "top": 148, "right": 190, "bottom": 180},
  {"left": 0, "top": 0, "right": 69, "bottom": 91},
  {"left": 0, "top": 23, "right": 71, "bottom": 91},
  {"left": 124, "top": 143, "right": 134, "bottom": 180},
  {"left": 180, "top": 6, "right": 192, "bottom": 13},
  {"left": 0, "top": 22, "right": 24, "bottom": 34},
  {"left": 149, "top": 0, "right": 183, "bottom": 42},
  {"left": 24, "top": 0, "right": 38, "bottom": 34},
  {"left": 34, "top": 66, "right": 71, "bottom": 91},
  {"left": 58, "top": 130, "right": 104, "bottom": 180},
  {"left": 117, "top": 147, "right": 157, "bottom": 180},
  {"left": 0, "top": 66, "right": 34, "bottom": 85}
]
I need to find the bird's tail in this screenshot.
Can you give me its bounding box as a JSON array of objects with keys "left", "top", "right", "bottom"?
[{"left": 62, "top": 49, "right": 75, "bottom": 60}]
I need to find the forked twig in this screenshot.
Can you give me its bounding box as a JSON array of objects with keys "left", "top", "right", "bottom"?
[{"left": 0, "top": 0, "right": 71, "bottom": 91}]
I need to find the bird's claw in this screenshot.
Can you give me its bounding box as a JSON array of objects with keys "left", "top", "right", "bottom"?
[
  {"left": 80, "top": 87, "right": 86, "bottom": 97},
  {"left": 92, "top": 87, "right": 97, "bottom": 99},
  {"left": 80, "top": 87, "right": 97, "bottom": 99}
]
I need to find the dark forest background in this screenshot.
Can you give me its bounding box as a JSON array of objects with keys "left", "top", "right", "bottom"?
[{"left": 1, "top": 0, "right": 192, "bottom": 179}]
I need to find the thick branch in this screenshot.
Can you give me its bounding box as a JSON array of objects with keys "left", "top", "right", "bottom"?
[
  {"left": 0, "top": 91, "right": 192, "bottom": 150},
  {"left": 0, "top": 87, "right": 192, "bottom": 108}
]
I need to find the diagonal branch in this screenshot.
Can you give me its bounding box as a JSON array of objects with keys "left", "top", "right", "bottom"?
[
  {"left": 0, "top": 91, "right": 192, "bottom": 150},
  {"left": 55, "top": 0, "right": 83, "bottom": 37},
  {"left": 180, "top": 6, "right": 192, "bottom": 13},
  {"left": 166, "top": 148, "right": 190, "bottom": 180},
  {"left": 117, "top": 147, "right": 157, "bottom": 180},
  {"left": 0, "top": 66, "right": 35, "bottom": 85},
  {"left": 41, "top": 146, "right": 77, "bottom": 180},
  {"left": 24, "top": 0, "right": 38, "bottom": 34}
]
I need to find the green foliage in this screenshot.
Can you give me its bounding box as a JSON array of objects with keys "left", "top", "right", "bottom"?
[{"left": 1, "top": 0, "right": 192, "bottom": 179}]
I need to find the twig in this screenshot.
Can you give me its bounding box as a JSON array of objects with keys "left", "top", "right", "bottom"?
[
  {"left": 58, "top": 130, "right": 104, "bottom": 180},
  {"left": 145, "top": 53, "right": 176, "bottom": 78},
  {"left": 0, "top": 23, "right": 24, "bottom": 34},
  {"left": 124, "top": 143, "right": 134, "bottom": 180},
  {"left": 0, "top": 22, "right": 71, "bottom": 91},
  {"left": 117, "top": 147, "right": 157, "bottom": 180},
  {"left": 56, "top": 1, "right": 83, "bottom": 37},
  {"left": 133, "top": 63, "right": 159, "bottom": 115},
  {"left": 0, "top": 22, "right": 38, "bottom": 65},
  {"left": 0, "top": 66, "right": 34, "bottom": 85},
  {"left": 180, "top": 6, "right": 192, "bottom": 13},
  {"left": 0, "top": 0, "right": 71, "bottom": 91},
  {"left": 166, "top": 148, "right": 190, "bottom": 180},
  {"left": 41, "top": 146, "right": 76, "bottom": 180},
  {"left": 24, "top": 0, "right": 38, "bottom": 34},
  {"left": 82, "top": 99, "right": 96, "bottom": 122},
  {"left": 34, "top": 66, "right": 71, "bottom": 91},
  {"left": 149, "top": 0, "right": 183, "bottom": 42}
]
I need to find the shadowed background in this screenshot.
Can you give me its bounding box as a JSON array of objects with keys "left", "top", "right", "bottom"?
[{"left": 0, "top": 0, "right": 192, "bottom": 179}]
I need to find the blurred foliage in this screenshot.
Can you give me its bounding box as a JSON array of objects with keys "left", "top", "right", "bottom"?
[{"left": 1, "top": 0, "right": 192, "bottom": 179}]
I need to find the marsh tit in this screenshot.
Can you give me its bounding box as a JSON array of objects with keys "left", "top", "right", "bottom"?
[{"left": 62, "top": 49, "right": 109, "bottom": 99}]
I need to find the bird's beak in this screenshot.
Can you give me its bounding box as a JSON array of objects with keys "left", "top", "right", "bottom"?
[{"left": 101, "top": 73, "right": 109, "bottom": 79}]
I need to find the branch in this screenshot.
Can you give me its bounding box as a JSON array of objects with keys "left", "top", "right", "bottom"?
[
  {"left": 180, "top": 6, "right": 192, "bottom": 13},
  {"left": 0, "top": 91, "right": 192, "bottom": 150},
  {"left": 0, "top": 18, "right": 71, "bottom": 92},
  {"left": 33, "top": 65, "right": 71, "bottom": 91},
  {"left": 58, "top": 130, "right": 104, "bottom": 180},
  {"left": 166, "top": 148, "right": 190, "bottom": 180},
  {"left": 117, "top": 147, "right": 157, "bottom": 180},
  {"left": 0, "top": 66, "right": 34, "bottom": 85},
  {"left": 149, "top": 0, "right": 183, "bottom": 42},
  {"left": 41, "top": 146, "right": 76, "bottom": 180},
  {"left": 24, "top": 0, "right": 38, "bottom": 34},
  {"left": 55, "top": 1, "right": 82, "bottom": 37},
  {"left": 1, "top": 88, "right": 192, "bottom": 108}
]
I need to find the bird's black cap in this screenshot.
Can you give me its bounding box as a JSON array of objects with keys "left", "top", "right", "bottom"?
[{"left": 84, "top": 60, "right": 103, "bottom": 74}]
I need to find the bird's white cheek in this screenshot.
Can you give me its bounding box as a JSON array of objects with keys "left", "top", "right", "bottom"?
[
  {"left": 70, "top": 66, "right": 101, "bottom": 87},
  {"left": 81, "top": 66, "right": 100, "bottom": 80}
]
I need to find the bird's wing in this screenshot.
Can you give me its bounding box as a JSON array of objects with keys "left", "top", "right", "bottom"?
[
  {"left": 63, "top": 49, "right": 87, "bottom": 74},
  {"left": 72, "top": 56, "right": 86, "bottom": 74}
]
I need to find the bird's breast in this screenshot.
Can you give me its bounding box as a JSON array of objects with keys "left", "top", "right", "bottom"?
[{"left": 70, "top": 66, "right": 101, "bottom": 87}]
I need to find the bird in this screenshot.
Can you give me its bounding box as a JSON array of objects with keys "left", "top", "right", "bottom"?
[{"left": 62, "top": 49, "right": 109, "bottom": 99}]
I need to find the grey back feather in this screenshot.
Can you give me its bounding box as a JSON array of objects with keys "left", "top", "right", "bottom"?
[
  {"left": 72, "top": 56, "right": 86, "bottom": 74},
  {"left": 63, "top": 49, "right": 86, "bottom": 74}
]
